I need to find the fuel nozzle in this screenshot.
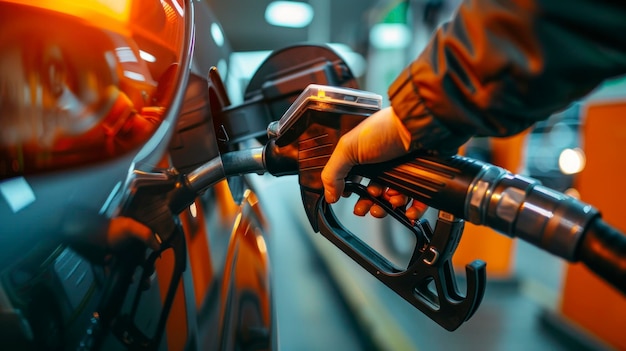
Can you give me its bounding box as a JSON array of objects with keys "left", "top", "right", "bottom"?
[{"left": 356, "top": 154, "right": 599, "bottom": 262}]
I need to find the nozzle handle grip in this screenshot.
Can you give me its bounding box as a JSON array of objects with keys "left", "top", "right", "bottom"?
[{"left": 352, "top": 154, "right": 485, "bottom": 219}]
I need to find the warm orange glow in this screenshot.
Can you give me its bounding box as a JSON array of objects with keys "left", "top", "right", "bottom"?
[
  {"left": 180, "top": 200, "right": 215, "bottom": 309},
  {"left": 0, "top": 0, "right": 188, "bottom": 178},
  {"left": 155, "top": 248, "right": 189, "bottom": 351},
  {"left": 3, "top": 0, "right": 131, "bottom": 24},
  {"left": 559, "top": 101, "right": 626, "bottom": 350},
  {"left": 215, "top": 181, "right": 241, "bottom": 221},
  {"left": 256, "top": 234, "right": 268, "bottom": 255}
]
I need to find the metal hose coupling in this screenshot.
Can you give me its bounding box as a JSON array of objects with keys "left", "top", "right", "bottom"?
[{"left": 465, "top": 163, "right": 599, "bottom": 261}]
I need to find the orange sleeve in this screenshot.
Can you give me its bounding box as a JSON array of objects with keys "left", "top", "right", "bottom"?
[{"left": 389, "top": 0, "right": 626, "bottom": 154}]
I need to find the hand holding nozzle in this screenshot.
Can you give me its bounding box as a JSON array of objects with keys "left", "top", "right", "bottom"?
[
  {"left": 320, "top": 106, "right": 412, "bottom": 203},
  {"left": 171, "top": 84, "right": 488, "bottom": 331},
  {"left": 320, "top": 106, "right": 427, "bottom": 219},
  {"left": 172, "top": 84, "right": 626, "bottom": 331}
]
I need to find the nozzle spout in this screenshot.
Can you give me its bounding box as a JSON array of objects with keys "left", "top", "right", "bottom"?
[{"left": 170, "top": 147, "right": 266, "bottom": 214}]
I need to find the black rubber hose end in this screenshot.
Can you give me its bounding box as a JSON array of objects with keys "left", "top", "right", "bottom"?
[{"left": 578, "top": 217, "right": 626, "bottom": 295}]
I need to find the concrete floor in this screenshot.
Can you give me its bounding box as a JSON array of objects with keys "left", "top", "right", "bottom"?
[{"left": 250, "top": 174, "right": 616, "bottom": 351}]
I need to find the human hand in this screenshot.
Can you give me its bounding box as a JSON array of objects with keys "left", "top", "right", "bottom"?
[{"left": 321, "top": 106, "right": 412, "bottom": 203}]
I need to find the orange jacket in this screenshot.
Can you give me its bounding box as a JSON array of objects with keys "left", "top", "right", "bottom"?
[{"left": 389, "top": 0, "right": 626, "bottom": 154}]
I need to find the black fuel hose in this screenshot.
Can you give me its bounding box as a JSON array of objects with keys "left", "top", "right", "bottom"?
[{"left": 577, "top": 217, "right": 626, "bottom": 294}]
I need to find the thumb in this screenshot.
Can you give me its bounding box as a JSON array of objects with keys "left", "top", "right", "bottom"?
[
  {"left": 321, "top": 135, "right": 358, "bottom": 203},
  {"left": 321, "top": 106, "right": 412, "bottom": 203}
]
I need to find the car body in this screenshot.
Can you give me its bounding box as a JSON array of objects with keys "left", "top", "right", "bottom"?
[{"left": 0, "top": 1, "right": 273, "bottom": 350}]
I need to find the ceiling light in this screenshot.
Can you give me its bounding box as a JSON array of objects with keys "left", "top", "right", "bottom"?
[
  {"left": 265, "top": 1, "right": 314, "bottom": 28},
  {"left": 369, "top": 23, "right": 411, "bottom": 50},
  {"left": 211, "top": 22, "right": 225, "bottom": 47},
  {"left": 559, "top": 147, "right": 586, "bottom": 175}
]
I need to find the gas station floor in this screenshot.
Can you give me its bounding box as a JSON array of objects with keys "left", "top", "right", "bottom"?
[{"left": 251, "top": 175, "right": 615, "bottom": 351}]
